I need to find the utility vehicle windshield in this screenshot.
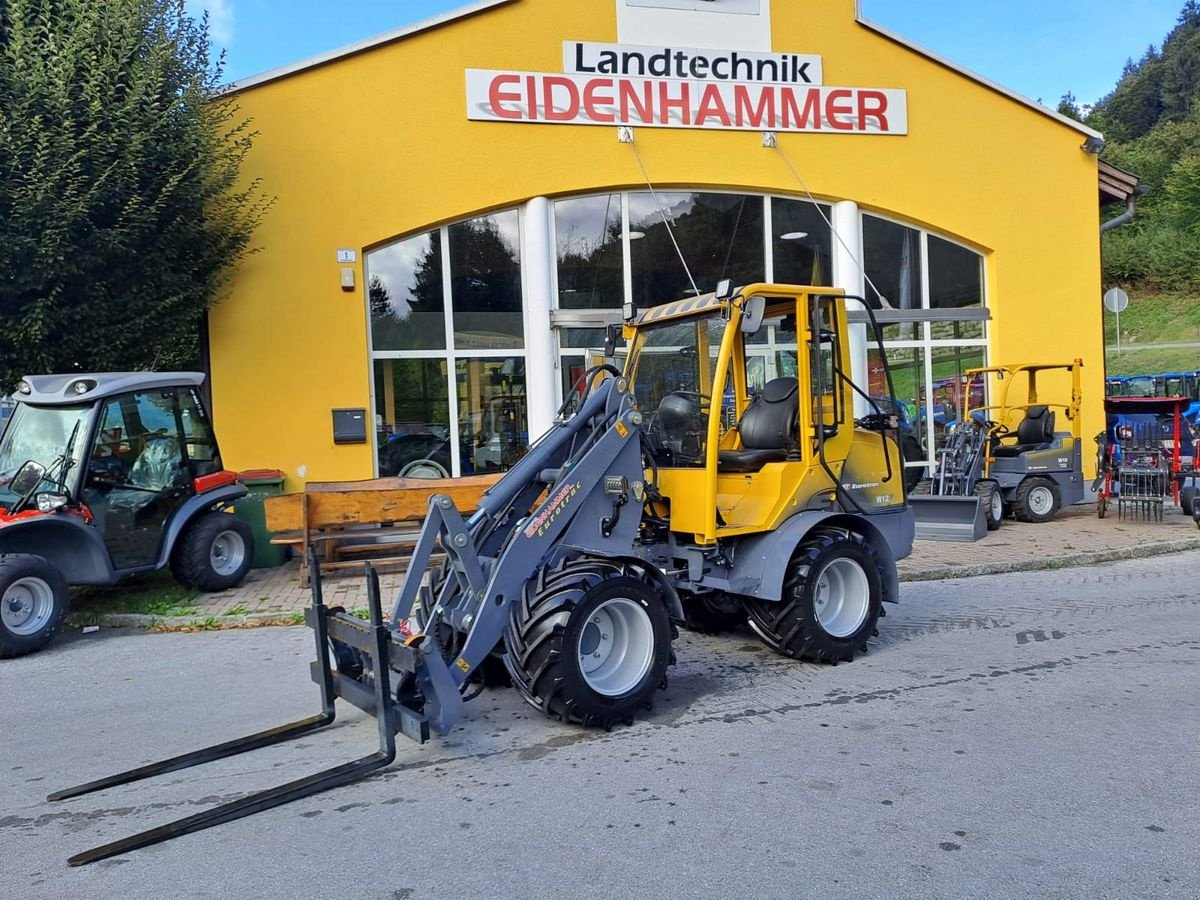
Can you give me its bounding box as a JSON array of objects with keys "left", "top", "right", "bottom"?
[{"left": 0, "top": 402, "right": 92, "bottom": 503}]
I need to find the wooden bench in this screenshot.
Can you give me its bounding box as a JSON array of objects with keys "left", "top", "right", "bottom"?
[{"left": 264, "top": 474, "right": 501, "bottom": 584}]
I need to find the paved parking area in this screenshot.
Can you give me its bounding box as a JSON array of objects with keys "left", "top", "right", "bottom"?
[
  {"left": 88, "top": 502, "right": 1200, "bottom": 629},
  {"left": 6, "top": 552, "right": 1198, "bottom": 898}
]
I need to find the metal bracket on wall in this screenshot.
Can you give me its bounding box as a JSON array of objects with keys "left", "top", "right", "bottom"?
[
  {"left": 762, "top": 131, "right": 778, "bottom": 148},
  {"left": 617, "top": 126, "right": 634, "bottom": 144}
]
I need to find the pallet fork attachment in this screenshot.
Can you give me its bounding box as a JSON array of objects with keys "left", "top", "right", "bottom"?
[{"left": 49, "top": 552, "right": 414, "bottom": 867}]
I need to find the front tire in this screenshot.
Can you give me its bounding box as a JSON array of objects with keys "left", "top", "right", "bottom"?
[
  {"left": 0, "top": 555, "right": 69, "bottom": 659},
  {"left": 171, "top": 512, "right": 254, "bottom": 591},
  {"left": 504, "top": 557, "right": 675, "bottom": 728},
  {"left": 746, "top": 530, "right": 883, "bottom": 663},
  {"left": 975, "top": 480, "right": 1004, "bottom": 531}
]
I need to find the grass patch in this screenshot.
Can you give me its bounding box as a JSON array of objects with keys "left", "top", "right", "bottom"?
[
  {"left": 1103, "top": 291, "right": 1200, "bottom": 348},
  {"left": 1106, "top": 346, "right": 1200, "bottom": 376},
  {"left": 223, "top": 606, "right": 249, "bottom": 617},
  {"left": 68, "top": 571, "right": 201, "bottom": 625}
]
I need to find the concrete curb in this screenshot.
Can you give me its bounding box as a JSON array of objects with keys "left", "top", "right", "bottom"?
[
  {"left": 899, "top": 537, "right": 1200, "bottom": 583},
  {"left": 71, "top": 539, "right": 1200, "bottom": 633}
]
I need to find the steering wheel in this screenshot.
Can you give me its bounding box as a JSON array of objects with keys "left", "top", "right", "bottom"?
[
  {"left": 984, "top": 420, "right": 1010, "bottom": 437},
  {"left": 557, "top": 364, "right": 625, "bottom": 418}
]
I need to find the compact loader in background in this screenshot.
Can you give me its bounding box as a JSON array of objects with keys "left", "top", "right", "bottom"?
[
  {"left": 51, "top": 284, "right": 916, "bottom": 866},
  {"left": 910, "top": 361, "right": 1085, "bottom": 540}
]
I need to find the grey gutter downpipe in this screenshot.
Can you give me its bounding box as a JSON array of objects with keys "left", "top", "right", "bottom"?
[{"left": 1101, "top": 187, "right": 1149, "bottom": 234}]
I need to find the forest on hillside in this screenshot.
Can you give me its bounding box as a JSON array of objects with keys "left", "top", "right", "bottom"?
[{"left": 1069, "top": 1, "right": 1200, "bottom": 292}]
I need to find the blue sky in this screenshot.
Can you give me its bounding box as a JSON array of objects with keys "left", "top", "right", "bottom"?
[{"left": 189, "top": 0, "right": 1185, "bottom": 106}]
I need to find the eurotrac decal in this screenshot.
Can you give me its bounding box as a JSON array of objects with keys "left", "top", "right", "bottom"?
[
  {"left": 465, "top": 41, "right": 907, "bottom": 135},
  {"left": 524, "top": 481, "right": 583, "bottom": 539}
]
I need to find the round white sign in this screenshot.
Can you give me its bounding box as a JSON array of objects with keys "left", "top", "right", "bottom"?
[{"left": 1103, "top": 287, "right": 1130, "bottom": 313}]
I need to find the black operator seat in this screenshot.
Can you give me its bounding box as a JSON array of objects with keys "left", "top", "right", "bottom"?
[
  {"left": 992, "top": 405, "right": 1056, "bottom": 457},
  {"left": 718, "top": 378, "right": 799, "bottom": 473}
]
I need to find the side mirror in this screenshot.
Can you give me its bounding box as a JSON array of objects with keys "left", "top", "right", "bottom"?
[
  {"left": 603, "top": 324, "right": 622, "bottom": 359},
  {"left": 10, "top": 460, "right": 46, "bottom": 496},
  {"left": 740, "top": 296, "right": 766, "bottom": 334}
]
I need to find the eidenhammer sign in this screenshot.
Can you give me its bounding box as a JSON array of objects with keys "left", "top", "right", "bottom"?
[{"left": 466, "top": 41, "right": 908, "bottom": 135}]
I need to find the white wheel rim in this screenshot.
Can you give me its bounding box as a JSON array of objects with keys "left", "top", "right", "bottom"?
[
  {"left": 2, "top": 577, "right": 55, "bottom": 636},
  {"left": 210, "top": 530, "right": 247, "bottom": 577},
  {"left": 1029, "top": 487, "right": 1054, "bottom": 516},
  {"left": 578, "top": 597, "right": 654, "bottom": 697},
  {"left": 812, "top": 558, "right": 870, "bottom": 638},
  {"left": 400, "top": 460, "right": 449, "bottom": 479},
  {"left": 990, "top": 490, "right": 1004, "bottom": 520}
]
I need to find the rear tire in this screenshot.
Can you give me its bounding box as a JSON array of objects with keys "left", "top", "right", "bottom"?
[
  {"left": 974, "top": 480, "right": 1004, "bottom": 531},
  {"left": 1181, "top": 485, "right": 1197, "bottom": 517},
  {"left": 745, "top": 530, "right": 883, "bottom": 663},
  {"left": 680, "top": 593, "right": 745, "bottom": 634},
  {"left": 0, "top": 555, "right": 69, "bottom": 659},
  {"left": 1013, "top": 477, "right": 1060, "bottom": 524},
  {"left": 504, "top": 557, "right": 675, "bottom": 728},
  {"left": 171, "top": 512, "right": 254, "bottom": 591}
]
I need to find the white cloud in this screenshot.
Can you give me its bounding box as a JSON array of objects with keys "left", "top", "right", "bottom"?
[{"left": 187, "top": 0, "right": 235, "bottom": 46}]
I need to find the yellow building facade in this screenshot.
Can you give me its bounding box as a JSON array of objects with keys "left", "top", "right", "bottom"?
[{"left": 210, "top": 0, "right": 1108, "bottom": 488}]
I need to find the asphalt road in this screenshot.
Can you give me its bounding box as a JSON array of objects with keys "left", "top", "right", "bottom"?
[{"left": 3, "top": 553, "right": 1198, "bottom": 899}]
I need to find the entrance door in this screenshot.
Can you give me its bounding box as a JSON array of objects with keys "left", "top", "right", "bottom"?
[{"left": 83, "top": 389, "right": 196, "bottom": 571}]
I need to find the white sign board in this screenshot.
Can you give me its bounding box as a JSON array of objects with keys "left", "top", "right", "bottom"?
[
  {"left": 566, "top": 41, "right": 823, "bottom": 86},
  {"left": 626, "top": 0, "right": 761, "bottom": 12}
]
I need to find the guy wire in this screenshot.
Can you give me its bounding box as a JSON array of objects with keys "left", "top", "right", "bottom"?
[{"left": 627, "top": 140, "right": 702, "bottom": 300}]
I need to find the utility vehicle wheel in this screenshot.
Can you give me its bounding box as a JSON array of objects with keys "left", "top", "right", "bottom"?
[
  {"left": 745, "top": 529, "right": 883, "bottom": 663},
  {"left": 171, "top": 512, "right": 254, "bottom": 591},
  {"left": 504, "top": 558, "right": 675, "bottom": 728},
  {"left": 1181, "top": 485, "right": 1197, "bottom": 517},
  {"left": 1013, "top": 477, "right": 1060, "bottom": 524},
  {"left": 398, "top": 459, "right": 450, "bottom": 479},
  {"left": 0, "top": 555, "right": 69, "bottom": 659},
  {"left": 680, "top": 593, "right": 745, "bottom": 634},
  {"left": 974, "top": 481, "right": 1004, "bottom": 531}
]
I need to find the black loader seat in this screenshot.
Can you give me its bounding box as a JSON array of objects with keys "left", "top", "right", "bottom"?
[
  {"left": 993, "top": 405, "right": 1056, "bottom": 457},
  {"left": 718, "top": 378, "right": 799, "bottom": 473}
]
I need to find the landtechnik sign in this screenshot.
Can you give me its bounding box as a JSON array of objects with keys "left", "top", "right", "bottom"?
[{"left": 466, "top": 41, "right": 908, "bottom": 135}]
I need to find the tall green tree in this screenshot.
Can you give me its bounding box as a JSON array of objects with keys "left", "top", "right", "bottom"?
[{"left": 0, "top": 0, "right": 269, "bottom": 389}]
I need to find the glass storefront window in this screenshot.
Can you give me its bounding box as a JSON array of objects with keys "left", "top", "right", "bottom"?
[
  {"left": 929, "top": 235, "right": 984, "bottom": 309},
  {"left": 556, "top": 194, "right": 623, "bottom": 310},
  {"left": 930, "top": 320, "right": 985, "bottom": 341},
  {"left": 367, "top": 231, "right": 446, "bottom": 351},
  {"left": 449, "top": 211, "right": 524, "bottom": 350},
  {"left": 457, "top": 358, "right": 528, "bottom": 475},
  {"left": 374, "top": 359, "right": 451, "bottom": 478},
  {"left": 630, "top": 192, "right": 764, "bottom": 308},
  {"left": 772, "top": 199, "right": 833, "bottom": 286},
  {"left": 863, "top": 215, "right": 922, "bottom": 311}
]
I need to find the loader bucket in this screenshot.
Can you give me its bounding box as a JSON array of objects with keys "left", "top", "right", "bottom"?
[{"left": 908, "top": 495, "right": 987, "bottom": 542}]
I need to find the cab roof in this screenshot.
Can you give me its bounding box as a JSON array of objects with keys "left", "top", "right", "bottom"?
[{"left": 17, "top": 372, "right": 205, "bottom": 406}]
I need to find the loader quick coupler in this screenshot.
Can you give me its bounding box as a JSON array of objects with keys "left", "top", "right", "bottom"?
[{"left": 47, "top": 551, "right": 429, "bottom": 867}]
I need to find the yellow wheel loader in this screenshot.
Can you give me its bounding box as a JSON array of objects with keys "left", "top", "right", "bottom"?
[{"left": 52, "top": 283, "right": 915, "bottom": 865}]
